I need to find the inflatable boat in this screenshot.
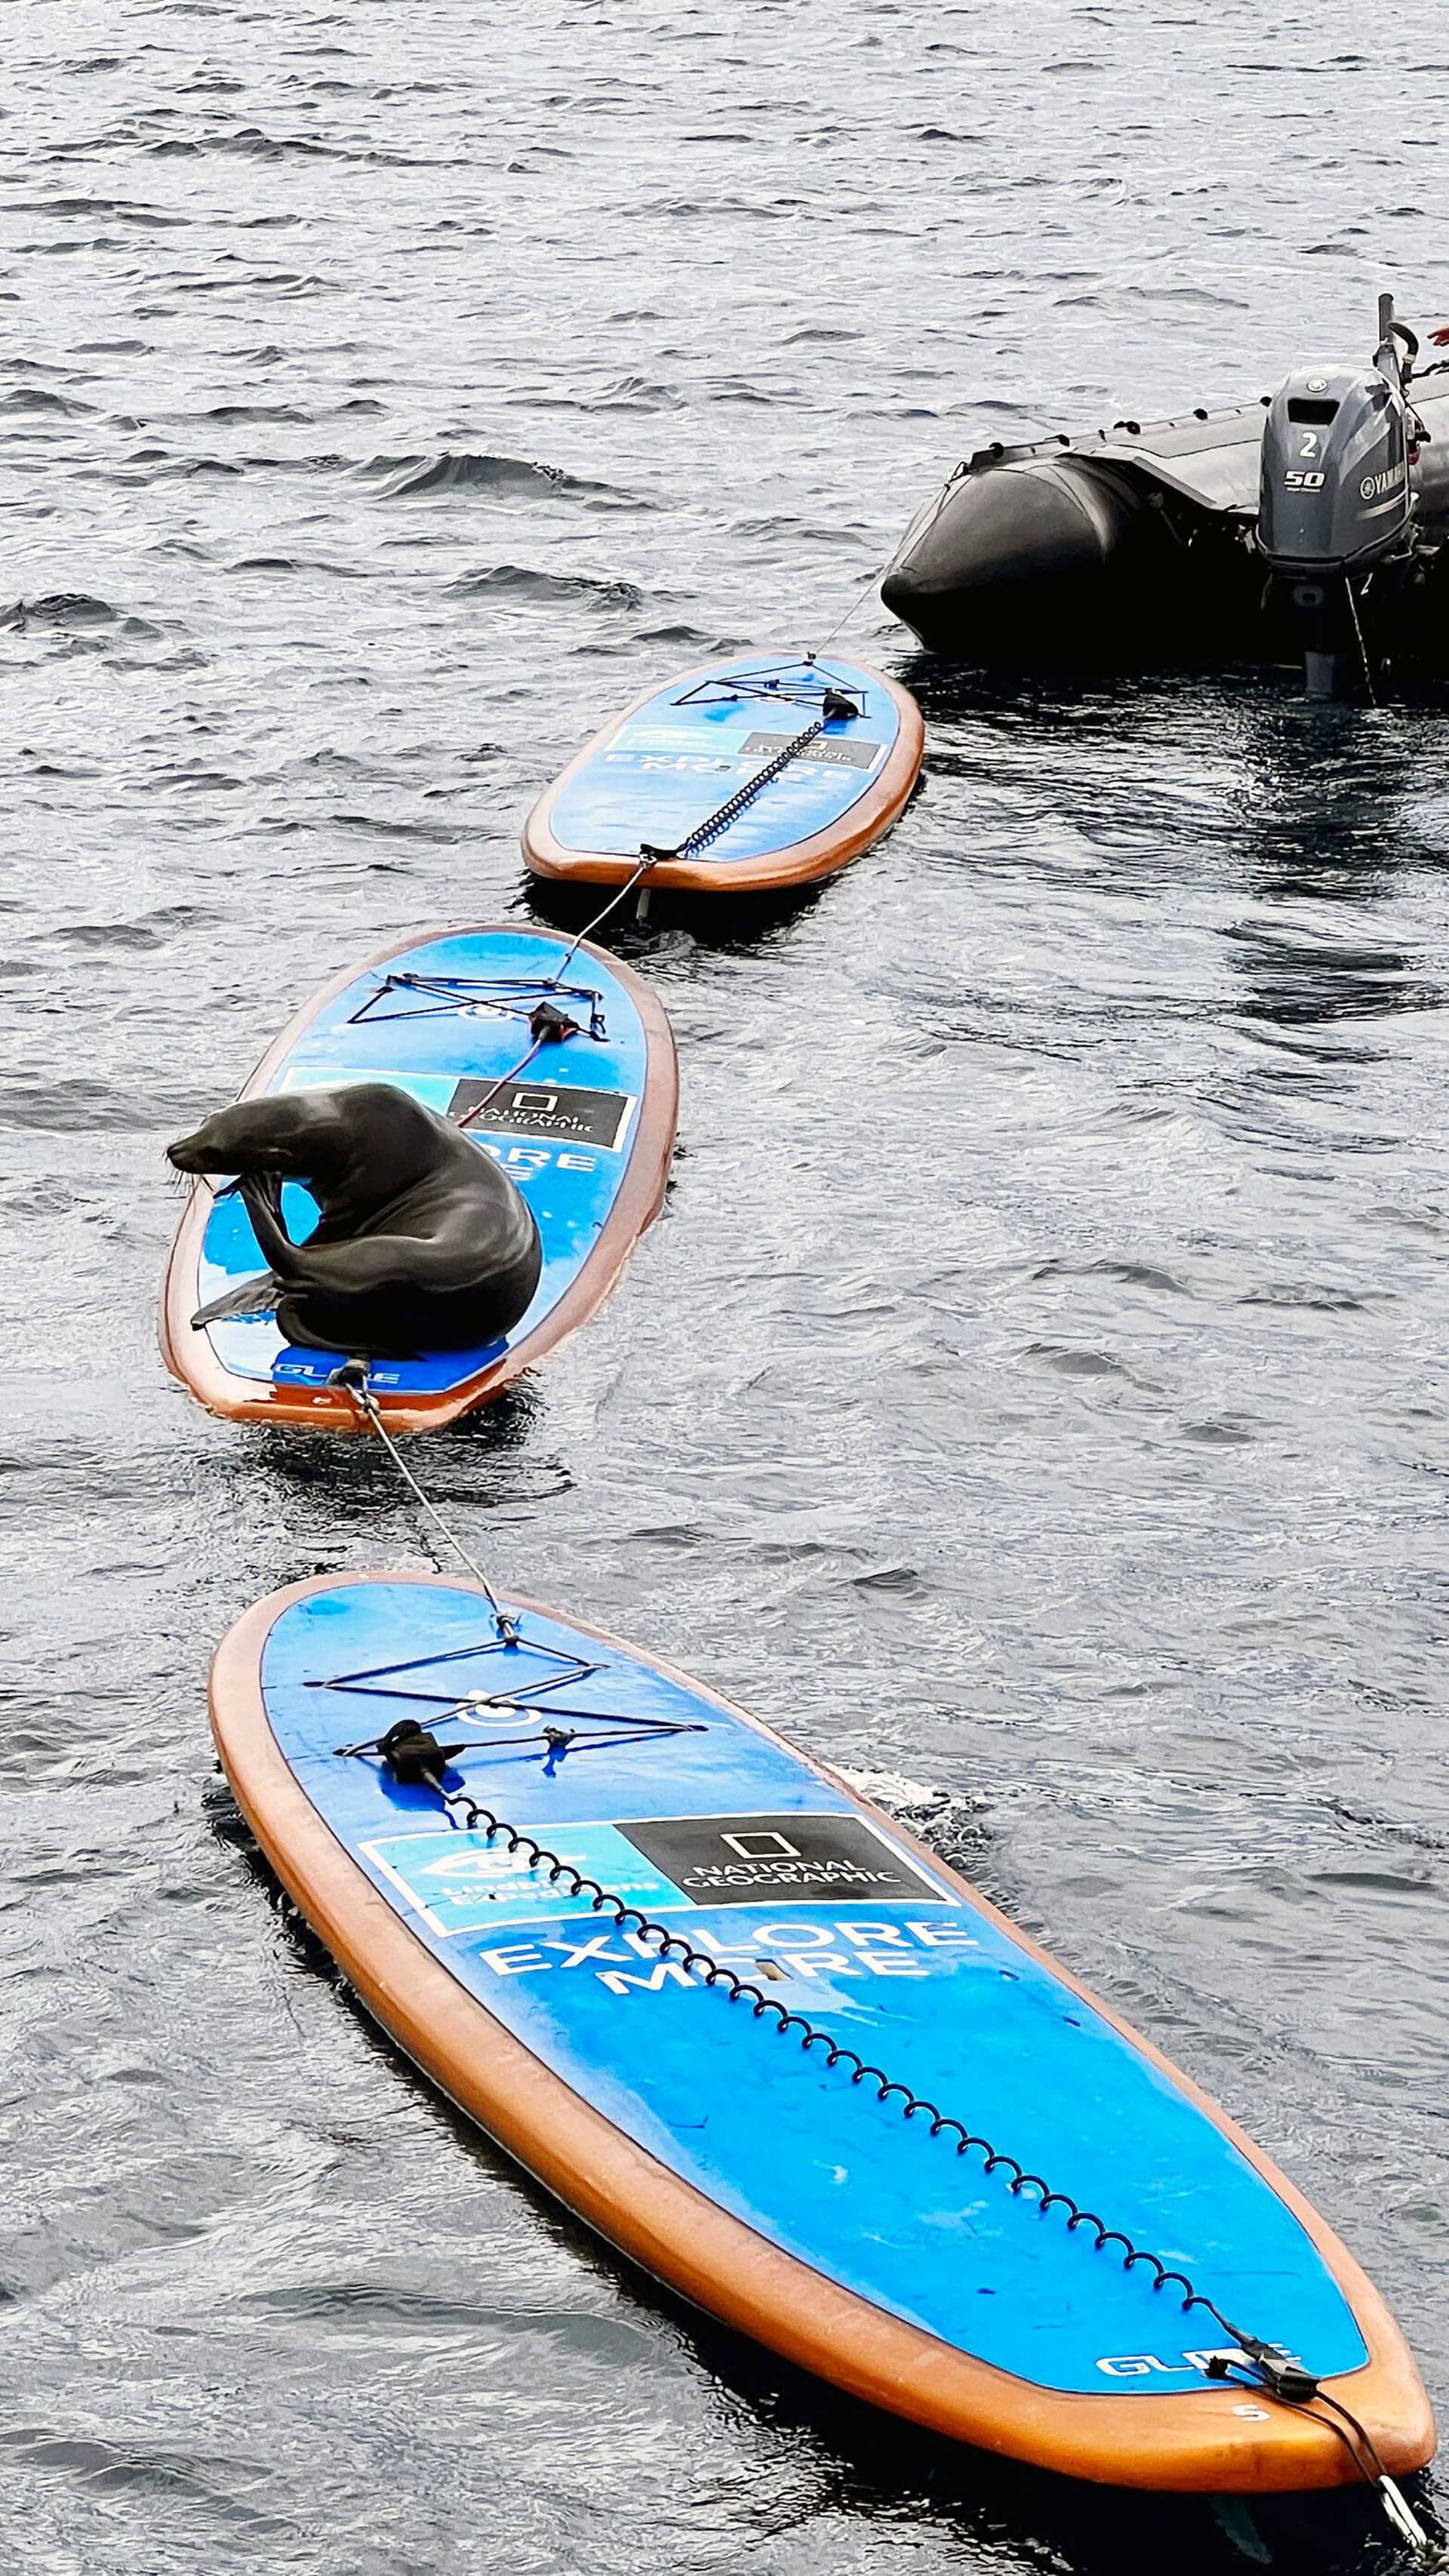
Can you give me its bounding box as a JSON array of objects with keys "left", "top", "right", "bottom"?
[{"left": 882, "top": 296, "right": 1449, "bottom": 697}]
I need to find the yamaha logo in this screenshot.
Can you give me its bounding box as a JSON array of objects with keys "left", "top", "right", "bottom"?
[{"left": 1360, "top": 466, "right": 1402, "bottom": 500}]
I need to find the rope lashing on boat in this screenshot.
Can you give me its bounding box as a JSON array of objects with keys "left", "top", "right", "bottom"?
[
  {"left": 673, "top": 669, "right": 838, "bottom": 714},
  {"left": 1344, "top": 574, "right": 1379, "bottom": 709},
  {"left": 345, "top": 1712, "right": 580, "bottom": 1779},
  {"left": 353, "top": 975, "right": 587, "bottom": 1137},
  {"left": 318, "top": 1628, "right": 709, "bottom": 1772},
  {"left": 334, "top": 1704, "right": 706, "bottom": 1778},
  {"left": 348, "top": 972, "right": 607, "bottom": 1041}
]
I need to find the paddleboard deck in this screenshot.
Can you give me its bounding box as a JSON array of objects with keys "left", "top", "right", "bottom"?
[
  {"left": 523, "top": 651, "right": 924, "bottom": 894},
  {"left": 210, "top": 1572, "right": 1434, "bottom": 2494},
  {"left": 162, "top": 927, "right": 676, "bottom": 1434}
]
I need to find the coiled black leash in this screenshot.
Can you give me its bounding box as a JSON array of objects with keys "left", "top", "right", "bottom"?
[
  {"left": 337, "top": 1724, "right": 1272, "bottom": 2348},
  {"left": 640, "top": 686, "right": 860, "bottom": 869},
  {"left": 547, "top": 682, "right": 864, "bottom": 956},
  {"left": 337, "top": 1710, "right": 1441, "bottom": 2562}
]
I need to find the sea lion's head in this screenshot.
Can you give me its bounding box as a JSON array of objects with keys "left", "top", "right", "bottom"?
[
  {"left": 168, "top": 1083, "right": 437, "bottom": 1210},
  {"left": 168, "top": 1088, "right": 367, "bottom": 1182}
]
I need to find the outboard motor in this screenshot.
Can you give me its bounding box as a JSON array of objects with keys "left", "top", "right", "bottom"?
[{"left": 1257, "top": 292, "right": 1421, "bottom": 696}]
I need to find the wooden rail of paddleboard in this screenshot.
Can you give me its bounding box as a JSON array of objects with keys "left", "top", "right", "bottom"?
[
  {"left": 522, "top": 661, "right": 924, "bottom": 895},
  {"left": 210, "top": 1572, "right": 1435, "bottom": 2494},
  {"left": 160, "top": 928, "right": 677, "bottom": 1436}
]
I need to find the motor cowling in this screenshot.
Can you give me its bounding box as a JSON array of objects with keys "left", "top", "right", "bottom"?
[{"left": 1257, "top": 362, "right": 1414, "bottom": 575}]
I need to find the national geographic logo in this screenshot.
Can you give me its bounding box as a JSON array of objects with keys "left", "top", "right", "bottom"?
[
  {"left": 448, "top": 1078, "right": 635, "bottom": 1151},
  {"left": 615, "top": 1812, "right": 949, "bottom": 1907},
  {"left": 740, "top": 731, "right": 881, "bottom": 772}
]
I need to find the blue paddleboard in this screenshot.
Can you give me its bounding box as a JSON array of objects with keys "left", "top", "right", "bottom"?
[
  {"left": 162, "top": 927, "right": 676, "bottom": 1433},
  {"left": 525, "top": 652, "right": 924, "bottom": 894},
  {"left": 209, "top": 1572, "right": 1432, "bottom": 2492}
]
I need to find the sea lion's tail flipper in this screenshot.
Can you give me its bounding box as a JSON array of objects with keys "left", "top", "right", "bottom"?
[{"left": 191, "top": 1271, "right": 280, "bottom": 1328}]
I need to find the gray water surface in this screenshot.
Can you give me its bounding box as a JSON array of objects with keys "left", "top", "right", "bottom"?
[{"left": 3, "top": 5, "right": 1448, "bottom": 2571}]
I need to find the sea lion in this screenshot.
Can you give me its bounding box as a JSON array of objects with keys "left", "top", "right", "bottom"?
[{"left": 167, "top": 1082, "right": 542, "bottom": 1358}]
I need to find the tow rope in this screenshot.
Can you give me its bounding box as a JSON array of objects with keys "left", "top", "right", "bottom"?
[
  {"left": 1344, "top": 574, "right": 1379, "bottom": 709},
  {"left": 331, "top": 1364, "right": 521, "bottom": 1635},
  {"left": 641, "top": 685, "right": 860, "bottom": 869}
]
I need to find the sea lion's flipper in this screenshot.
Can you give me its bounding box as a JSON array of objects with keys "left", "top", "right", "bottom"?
[
  {"left": 191, "top": 1271, "right": 280, "bottom": 1328},
  {"left": 238, "top": 1174, "right": 307, "bottom": 1281}
]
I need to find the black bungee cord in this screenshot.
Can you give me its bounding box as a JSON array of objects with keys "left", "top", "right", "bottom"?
[{"left": 542, "top": 676, "right": 864, "bottom": 956}]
